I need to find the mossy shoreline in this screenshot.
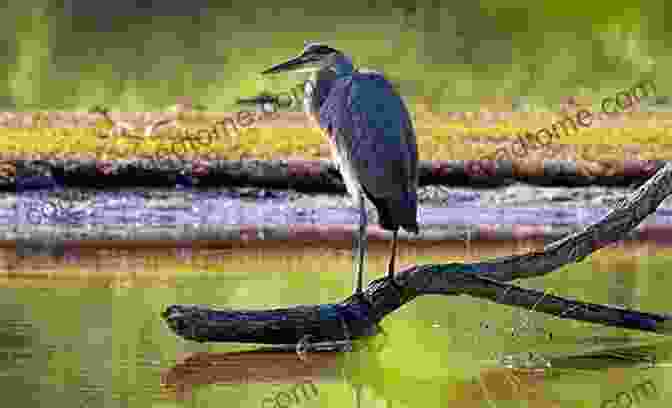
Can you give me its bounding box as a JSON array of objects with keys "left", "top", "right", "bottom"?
[{"left": 3, "top": 110, "right": 672, "bottom": 163}]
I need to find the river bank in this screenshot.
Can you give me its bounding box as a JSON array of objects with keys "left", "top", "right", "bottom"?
[{"left": 2, "top": 110, "right": 672, "bottom": 164}]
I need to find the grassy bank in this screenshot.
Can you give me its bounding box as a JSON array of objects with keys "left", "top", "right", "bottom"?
[{"left": 3, "top": 110, "right": 672, "bottom": 162}]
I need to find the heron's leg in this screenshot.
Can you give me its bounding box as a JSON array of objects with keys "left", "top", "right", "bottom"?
[
  {"left": 355, "top": 193, "right": 368, "bottom": 294},
  {"left": 387, "top": 230, "right": 398, "bottom": 280}
]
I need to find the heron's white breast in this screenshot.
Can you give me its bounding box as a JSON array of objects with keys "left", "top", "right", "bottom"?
[{"left": 340, "top": 158, "right": 363, "bottom": 204}]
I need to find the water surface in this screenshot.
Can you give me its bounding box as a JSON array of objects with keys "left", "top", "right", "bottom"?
[{"left": 1, "top": 243, "right": 671, "bottom": 407}]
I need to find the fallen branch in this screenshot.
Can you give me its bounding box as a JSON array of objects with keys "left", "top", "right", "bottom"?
[
  {"left": 15, "top": 158, "right": 665, "bottom": 191},
  {"left": 162, "top": 162, "right": 672, "bottom": 344}
]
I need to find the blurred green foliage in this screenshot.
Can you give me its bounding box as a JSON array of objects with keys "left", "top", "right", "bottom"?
[{"left": 0, "top": 0, "right": 669, "bottom": 112}]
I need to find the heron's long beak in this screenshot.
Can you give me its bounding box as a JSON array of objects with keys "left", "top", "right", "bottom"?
[{"left": 261, "top": 54, "right": 313, "bottom": 75}]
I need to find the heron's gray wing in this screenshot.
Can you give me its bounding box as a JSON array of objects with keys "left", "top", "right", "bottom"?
[
  {"left": 399, "top": 88, "right": 419, "bottom": 189},
  {"left": 319, "top": 72, "right": 418, "bottom": 199}
]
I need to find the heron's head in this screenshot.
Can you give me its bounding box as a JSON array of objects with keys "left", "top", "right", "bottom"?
[{"left": 261, "top": 42, "right": 351, "bottom": 75}]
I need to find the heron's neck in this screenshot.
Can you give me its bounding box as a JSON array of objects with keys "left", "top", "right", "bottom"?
[{"left": 330, "top": 54, "right": 355, "bottom": 77}]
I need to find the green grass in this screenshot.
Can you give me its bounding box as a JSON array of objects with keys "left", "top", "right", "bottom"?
[{"left": 1, "top": 2, "right": 669, "bottom": 114}]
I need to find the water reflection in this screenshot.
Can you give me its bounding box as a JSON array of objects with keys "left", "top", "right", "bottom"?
[
  {"left": 0, "top": 242, "right": 671, "bottom": 407},
  {"left": 588, "top": 246, "right": 640, "bottom": 344},
  {"left": 160, "top": 350, "right": 341, "bottom": 401},
  {"left": 159, "top": 337, "right": 670, "bottom": 407}
]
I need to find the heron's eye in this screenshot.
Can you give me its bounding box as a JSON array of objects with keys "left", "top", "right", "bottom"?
[
  {"left": 307, "top": 53, "right": 324, "bottom": 62},
  {"left": 308, "top": 45, "right": 334, "bottom": 55}
]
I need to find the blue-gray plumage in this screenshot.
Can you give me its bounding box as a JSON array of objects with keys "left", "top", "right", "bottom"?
[{"left": 262, "top": 42, "right": 419, "bottom": 296}]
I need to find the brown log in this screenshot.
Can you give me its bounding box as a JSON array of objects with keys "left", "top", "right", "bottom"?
[{"left": 16, "top": 158, "right": 665, "bottom": 191}]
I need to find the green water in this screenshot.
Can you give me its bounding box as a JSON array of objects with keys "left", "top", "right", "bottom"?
[
  {"left": 1, "top": 1, "right": 669, "bottom": 112},
  {"left": 1, "top": 245, "right": 672, "bottom": 407}
]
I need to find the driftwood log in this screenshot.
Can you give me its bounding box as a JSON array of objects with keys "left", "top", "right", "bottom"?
[
  {"left": 15, "top": 158, "right": 664, "bottom": 191},
  {"left": 162, "top": 162, "right": 672, "bottom": 344}
]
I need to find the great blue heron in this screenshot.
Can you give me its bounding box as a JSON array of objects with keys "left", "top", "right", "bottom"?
[{"left": 261, "top": 42, "right": 419, "bottom": 297}]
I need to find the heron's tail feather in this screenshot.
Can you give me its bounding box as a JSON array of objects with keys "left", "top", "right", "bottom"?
[{"left": 363, "top": 188, "right": 419, "bottom": 234}]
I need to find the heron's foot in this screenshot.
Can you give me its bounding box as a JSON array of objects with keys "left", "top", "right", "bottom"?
[
  {"left": 293, "top": 325, "right": 387, "bottom": 361},
  {"left": 295, "top": 335, "right": 354, "bottom": 361},
  {"left": 387, "top": 274, "right": 405, "bottom": 294},
  {"left": 295, "top": 334, "right": 314, "bottom": 361},
  {"left": 350, "top": 290, "right": 374, "bottom": 310}
]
